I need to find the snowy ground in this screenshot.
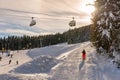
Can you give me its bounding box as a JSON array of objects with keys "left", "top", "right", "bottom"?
[{"left": 0, "top": 42, "right": 120, "bottom": 80}]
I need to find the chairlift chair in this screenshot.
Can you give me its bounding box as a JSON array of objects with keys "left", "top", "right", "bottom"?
[
  {"left": 29, "top": 17, "right": 36, "bottom": 26},
  {"left": 69, "top": 17, "right": 76, "bottom": 27}
]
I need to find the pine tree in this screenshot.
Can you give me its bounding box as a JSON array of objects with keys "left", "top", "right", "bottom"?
[{"left": 93, "top": 0, "right": 120, "bottom": 66}]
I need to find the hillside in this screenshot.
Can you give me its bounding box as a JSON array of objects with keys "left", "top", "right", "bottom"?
[{"left": 0, "top": 42, "right": 120, "bottom": 80}]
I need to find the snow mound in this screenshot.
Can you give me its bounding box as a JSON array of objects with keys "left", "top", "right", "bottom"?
[
  {"left": 27, "top": 43, "right": 80, "bottom": 59},
  {"left": 11, "top": 55, "right": 59, "bottom": 74}
]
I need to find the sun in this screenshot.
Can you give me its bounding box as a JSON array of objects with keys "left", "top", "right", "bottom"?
[{"left": 77, "top": 0, "right": 95, "bottom": 14}]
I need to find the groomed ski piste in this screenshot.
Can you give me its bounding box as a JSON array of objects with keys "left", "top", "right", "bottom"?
[{"left": 0, "top": 41, "right": 120, "bottom": 80}]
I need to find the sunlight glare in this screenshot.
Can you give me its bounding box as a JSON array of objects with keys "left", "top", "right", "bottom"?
[{"left": 78, "top": 0, "right": 95, "bottom": 14}]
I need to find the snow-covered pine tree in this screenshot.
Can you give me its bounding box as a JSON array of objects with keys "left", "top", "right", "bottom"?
[{"left": 92, "top": 0, "right": 120, "bottom": 66}]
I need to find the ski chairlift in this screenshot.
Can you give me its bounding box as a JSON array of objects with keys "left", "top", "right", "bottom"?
[
  {"left": 29, "top": 17, "right": 36, "bottom": 26},
  {"left": 69, "top": 17, "right": 76, "bottom": 27}
]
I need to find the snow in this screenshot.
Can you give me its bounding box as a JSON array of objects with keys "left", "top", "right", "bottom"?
[
  {"left": 110, "top": 22, "right": 112, "bottom": 29},
  {"left": 97, "top": 21, "right": 101, "bottom": 25},
  {"left": 0, "top": 42, "right": 120, "bottom": 80},
  {"left": 96, "top": 54, "right": 120, "bottom": 80},
  {"left": 100, "top": 17, "right": 105, "bottom": 24},
  {"left": 104, "top": 12, "right": 107, "bottom": 17},
  {"left": 106, "top": 18, "right": 109, "bottom": 26},
  {"left": 109, "top": 11, "right": 116, "bottom": 21},
  {"left": 11, "top": 55, "right": 59, "bottom": 74},
  {"left": 0, "top": 50, "right": 32, "bottom": 74},
  {"left": 27, "top": 43, "right": 81, "bottom": 59},
  {"left": 102, "top": 29, "right": 110, "bottom": 39}
]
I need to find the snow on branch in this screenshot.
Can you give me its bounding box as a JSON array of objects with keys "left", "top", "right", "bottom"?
[
  {"left": 102, "top": 29, "right": 110, "bottom": 39},
  {"left": 109, "top": 11, "right": 116, "bottom": 21}
]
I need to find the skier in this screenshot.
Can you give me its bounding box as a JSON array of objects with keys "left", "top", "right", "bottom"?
[
  {"left": 9, "top": 60, "right": 12, "bottom": 64},
  {"left": 82, "top": 49, "right": 86, "bottom": 61},
  {"left": 8, "top": 54, "right": 10, "bottom": 57},
  {"left": 16, "top": 60, "right": 18, "bottom": 65},
  {"left": 10, "top": 54, "right": 13, "bottom": 58},
  {"left": 0, "top": 56, "right": 2, "bottom": 61}
]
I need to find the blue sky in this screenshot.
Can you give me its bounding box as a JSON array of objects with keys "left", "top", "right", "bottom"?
[{"left": 0, "top": 0, "right": 95, "bottom": 37}]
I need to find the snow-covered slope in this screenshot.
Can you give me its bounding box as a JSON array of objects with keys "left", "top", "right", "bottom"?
[
  {"left": 0, "top": 42, "right": 83, "bottom": 80},
  {"left": 12, "top": 55, "right": 59, "bottom": 74},
  {"left": 27, "top": 43, "right": 81, "bottom": 59},
  {"left": 0, "top": 50, "right": 32, "bottom": 74},
  {"left": 0, "top": 42, "right": 120, "bottom": 80}
]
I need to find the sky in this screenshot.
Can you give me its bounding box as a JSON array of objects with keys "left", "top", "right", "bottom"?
[{"left": 0, "top": 0, "right": 95, "bottom": 37}]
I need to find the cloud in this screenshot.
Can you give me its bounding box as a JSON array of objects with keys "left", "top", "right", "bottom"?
[
  {"left": 0, "top": 30, "right": 53, "bottom": 38},
  {"left": 0, "top": 0, "right": 94, "bottom": 37},
  {"left": 5, "top": 29, "right": 39, "bottom": 36}
]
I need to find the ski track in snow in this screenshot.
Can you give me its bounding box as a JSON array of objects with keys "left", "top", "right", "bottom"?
[{"left": 49, "top": 42, "right": 105, "bottom": 80}]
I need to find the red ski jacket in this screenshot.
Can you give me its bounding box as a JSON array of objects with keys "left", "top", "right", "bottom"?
[{"left": 82, "top": 53, "right": 86, "bottom": 60}]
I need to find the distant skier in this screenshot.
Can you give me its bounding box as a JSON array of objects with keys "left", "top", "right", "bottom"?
[
  {"left": 82, "top": 49, "right": 86, "bottom": 61},
  {"left": 16, "top": 60, "right": 18, "bottom": 65},
  {"left": 9, "top": 60, "right": 12, "bottom": 64},
  {"left": 10, "top": 54, "right": 13, "bottom": 58},
  {"left": 8, "top": 54, "right": 10, "bottom": 57},
  {"left": 0, "top": 56, "right": 2, "bottom": 61}
]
